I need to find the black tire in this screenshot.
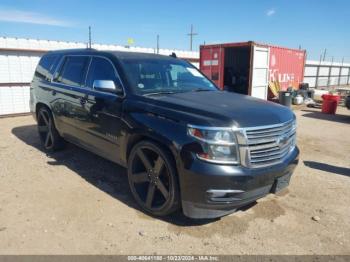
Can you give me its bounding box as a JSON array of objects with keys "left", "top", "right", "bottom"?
[
  {"left": 37, "top": 107, "right": 65, "bottom": 151},
  {"left": 127, "top": 140, "right": 180, "bottom": 217}
]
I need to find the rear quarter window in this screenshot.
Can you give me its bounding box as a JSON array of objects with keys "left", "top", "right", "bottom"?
[{"left": 34, "top": 55, "right": 59, "bottom": 81}]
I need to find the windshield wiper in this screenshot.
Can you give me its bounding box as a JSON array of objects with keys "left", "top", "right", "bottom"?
[
  {"left": 143, "top": 91, "right": 178, "bottom": 96},
  {"left": 192, "top": 88, "right": 215, "bottom": 92},
  {"left": 143, "top": 89, "right": 214, "bottom": 96}
]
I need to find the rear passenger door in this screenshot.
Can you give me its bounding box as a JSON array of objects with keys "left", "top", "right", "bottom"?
[{"left": 51, "top": 55, "right": 90, "bottom": 142}]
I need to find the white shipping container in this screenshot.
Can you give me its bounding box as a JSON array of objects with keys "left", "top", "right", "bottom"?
[
  {"left": 330, "top": 67, "right": 340, "bottom": 76},
  {"left": 0, "top": 37, "right": 199, "bottom": 59},
  {"left": 319, "top": 67, "right": 329, "bottom": 76},
  {"left": 0, "top": 85, "right": 30, "bottom": 115},
  {"left": 317, "top": 77, "right": 328, "bottom": 86},
  {"left": 304, "top": 60, "right": 350, "bottom": 88},
  {"left": 339, "top": 76, "right": 349, "bottom": 85},
  {"left": 341, "top": 67, "right": 349, "bottom": 76},
  {"left": 0, "top": 54, "right": 40, "bottom": 83},
  {"left": 0, "top": 37, "right": 201, "bottom": 115},
  {"left": 329, "top": 76, "right": 339, "bottom": 85},
  {"left": 0, "top": 56, "right": 10, "bottom": 83},
  {"left": 304, "top": 66, "right": 317, "bottom": 76},
  {"left": 303, "top": 76, "right": 316, "bottom": 87}
]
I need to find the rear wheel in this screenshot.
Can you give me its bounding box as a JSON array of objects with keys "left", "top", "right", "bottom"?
[
  {"left": 127, "top": 141, "right": 180, "bottom": 217},
  {"left": 37, "top": 107, "right": 65, "bottom": 151}
]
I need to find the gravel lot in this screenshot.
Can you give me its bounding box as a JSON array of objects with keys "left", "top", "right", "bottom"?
[{"left": 0, "top": 106, "right": 349, "bottom": 255}]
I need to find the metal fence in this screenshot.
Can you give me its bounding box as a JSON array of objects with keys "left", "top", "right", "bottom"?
[{"left": 304, "top": 60, "right": 350, "bottom": 88}]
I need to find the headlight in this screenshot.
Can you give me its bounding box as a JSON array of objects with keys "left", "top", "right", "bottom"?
[{"left": 188, "top": 125, "right": 239, "bottom": 164}]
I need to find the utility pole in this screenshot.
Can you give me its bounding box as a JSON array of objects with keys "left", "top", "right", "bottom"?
[
  {"left": 339, "top": 57, "right": 344, "bottom": 86},
  {"left": 156, "top": 34, "right": 159, "bottom": 54},
  {"left": 322, "top": 48, "right": 327, "bottom": 61},
  {"left": 327, "top": 56, "right": 334, "bottom": 87},
  {"left": 187, "top": 24, "right": 198, "bottom": 51},
  {"left": 88, "top": 26, "right": 92, "bottom": 49}
]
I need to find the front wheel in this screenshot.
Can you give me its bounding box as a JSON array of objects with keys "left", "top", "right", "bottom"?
[{"left": 127, "top": 141, "right": 180, "bottom": 217}]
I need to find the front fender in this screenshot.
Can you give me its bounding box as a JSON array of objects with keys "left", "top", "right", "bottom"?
[{"left": 120, "top": 111, "right": 189, "bottom": 170}]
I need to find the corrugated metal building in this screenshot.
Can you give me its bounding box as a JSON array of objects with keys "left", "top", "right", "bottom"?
[{"left": 0, "top": 37, "right": 199, "bottom": 116}]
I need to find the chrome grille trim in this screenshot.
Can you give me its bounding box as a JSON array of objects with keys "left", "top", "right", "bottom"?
[{"left": 238, "top": 119, "right": 296, "bottom": 168}]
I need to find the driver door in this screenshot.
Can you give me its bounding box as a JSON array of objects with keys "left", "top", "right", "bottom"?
[{"left": 76, "top": 56, "right": 125, "bottom": 163}]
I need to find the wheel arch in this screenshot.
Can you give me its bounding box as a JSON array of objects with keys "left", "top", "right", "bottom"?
[
  {"left": 125, "top": 133, "right": 179, "bottom": 168},
  {"left": 35, "top": 102, "right": 51, "bottom": 118},
  {"left": 35, "top": 102, "right": 62, "bottom": 136}
]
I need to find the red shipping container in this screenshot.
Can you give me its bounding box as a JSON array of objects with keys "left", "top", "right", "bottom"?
[
  {"left": 200, "top": 42, "right": 306, "bottom": 100},
  {"left": 269, "top": 45, "right": 306, "bottom": 91}
]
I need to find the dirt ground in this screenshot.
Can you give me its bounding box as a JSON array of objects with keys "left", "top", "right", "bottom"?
[{"left": 0, "top": 106, "right": 349, "bottom": 255}]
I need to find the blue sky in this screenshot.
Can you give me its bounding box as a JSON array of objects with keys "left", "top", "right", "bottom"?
[{"left": 0, "top": 0, "right": 349, "bottom": 61}]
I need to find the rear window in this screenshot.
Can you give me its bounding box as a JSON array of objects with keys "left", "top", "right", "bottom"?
[
  {"left": 56, "top": 56, "right": 90, "bottom": 86},
  {"left": 34, "top": 55, "right": 58, "bottom": 81}
]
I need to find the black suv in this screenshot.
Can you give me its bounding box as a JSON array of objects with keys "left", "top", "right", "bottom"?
[{"left": 30, "top": 49, "right": 299, "bottom": 219}]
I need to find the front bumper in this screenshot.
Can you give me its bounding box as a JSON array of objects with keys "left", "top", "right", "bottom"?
[{"left": 179, "top": 147, "right": 299, "bottom": 219}]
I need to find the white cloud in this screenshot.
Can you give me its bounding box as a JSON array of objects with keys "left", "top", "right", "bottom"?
[
  {"left": 0, "top": 8, "right": 74, "bottom": 27},
  {"left": 266, "top": 9, "right": 276, "bottom": 17}
]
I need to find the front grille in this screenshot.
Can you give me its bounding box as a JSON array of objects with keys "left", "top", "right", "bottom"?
[{"left": 245, "top": 120, "right": 296, "bottom": 168}]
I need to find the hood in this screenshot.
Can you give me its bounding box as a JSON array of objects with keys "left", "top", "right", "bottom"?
[{"left": 136, "top": 91, "right": 294, "bottom": 128}]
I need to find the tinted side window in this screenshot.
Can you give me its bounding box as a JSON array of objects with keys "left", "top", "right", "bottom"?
[
  {"left": 34, "top": 55, "right": 58, "bottom": 81},
  {"left": 86, "top": 57, "right": 122, "bottom": 88},
  {"left": 56, "top": 56, "right": 89, "bottom": 86}
]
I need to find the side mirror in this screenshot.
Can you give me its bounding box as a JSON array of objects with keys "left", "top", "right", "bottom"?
[{"left": 93, "top": 80, "right": 122, "bottom": 94}]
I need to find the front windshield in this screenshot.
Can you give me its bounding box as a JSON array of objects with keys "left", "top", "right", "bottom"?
[{"left": 120, "top": 58, "right": 218, "bottom": 95}]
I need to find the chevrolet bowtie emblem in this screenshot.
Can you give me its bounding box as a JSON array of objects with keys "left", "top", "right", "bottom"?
[{"left": 277, "top": 134, "right": 289, "bottom": 148}]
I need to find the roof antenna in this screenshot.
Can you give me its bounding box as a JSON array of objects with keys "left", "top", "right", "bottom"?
[
  {"left": 88, "top": 26, "right": 92, "bottom": 49},
  {"left": 170, "top": 52, "right": 177, "bottom": 58}
]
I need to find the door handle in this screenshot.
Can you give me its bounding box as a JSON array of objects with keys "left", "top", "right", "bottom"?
[{"left": 79, "top": 96, "right": 87, "bottom": 105}]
